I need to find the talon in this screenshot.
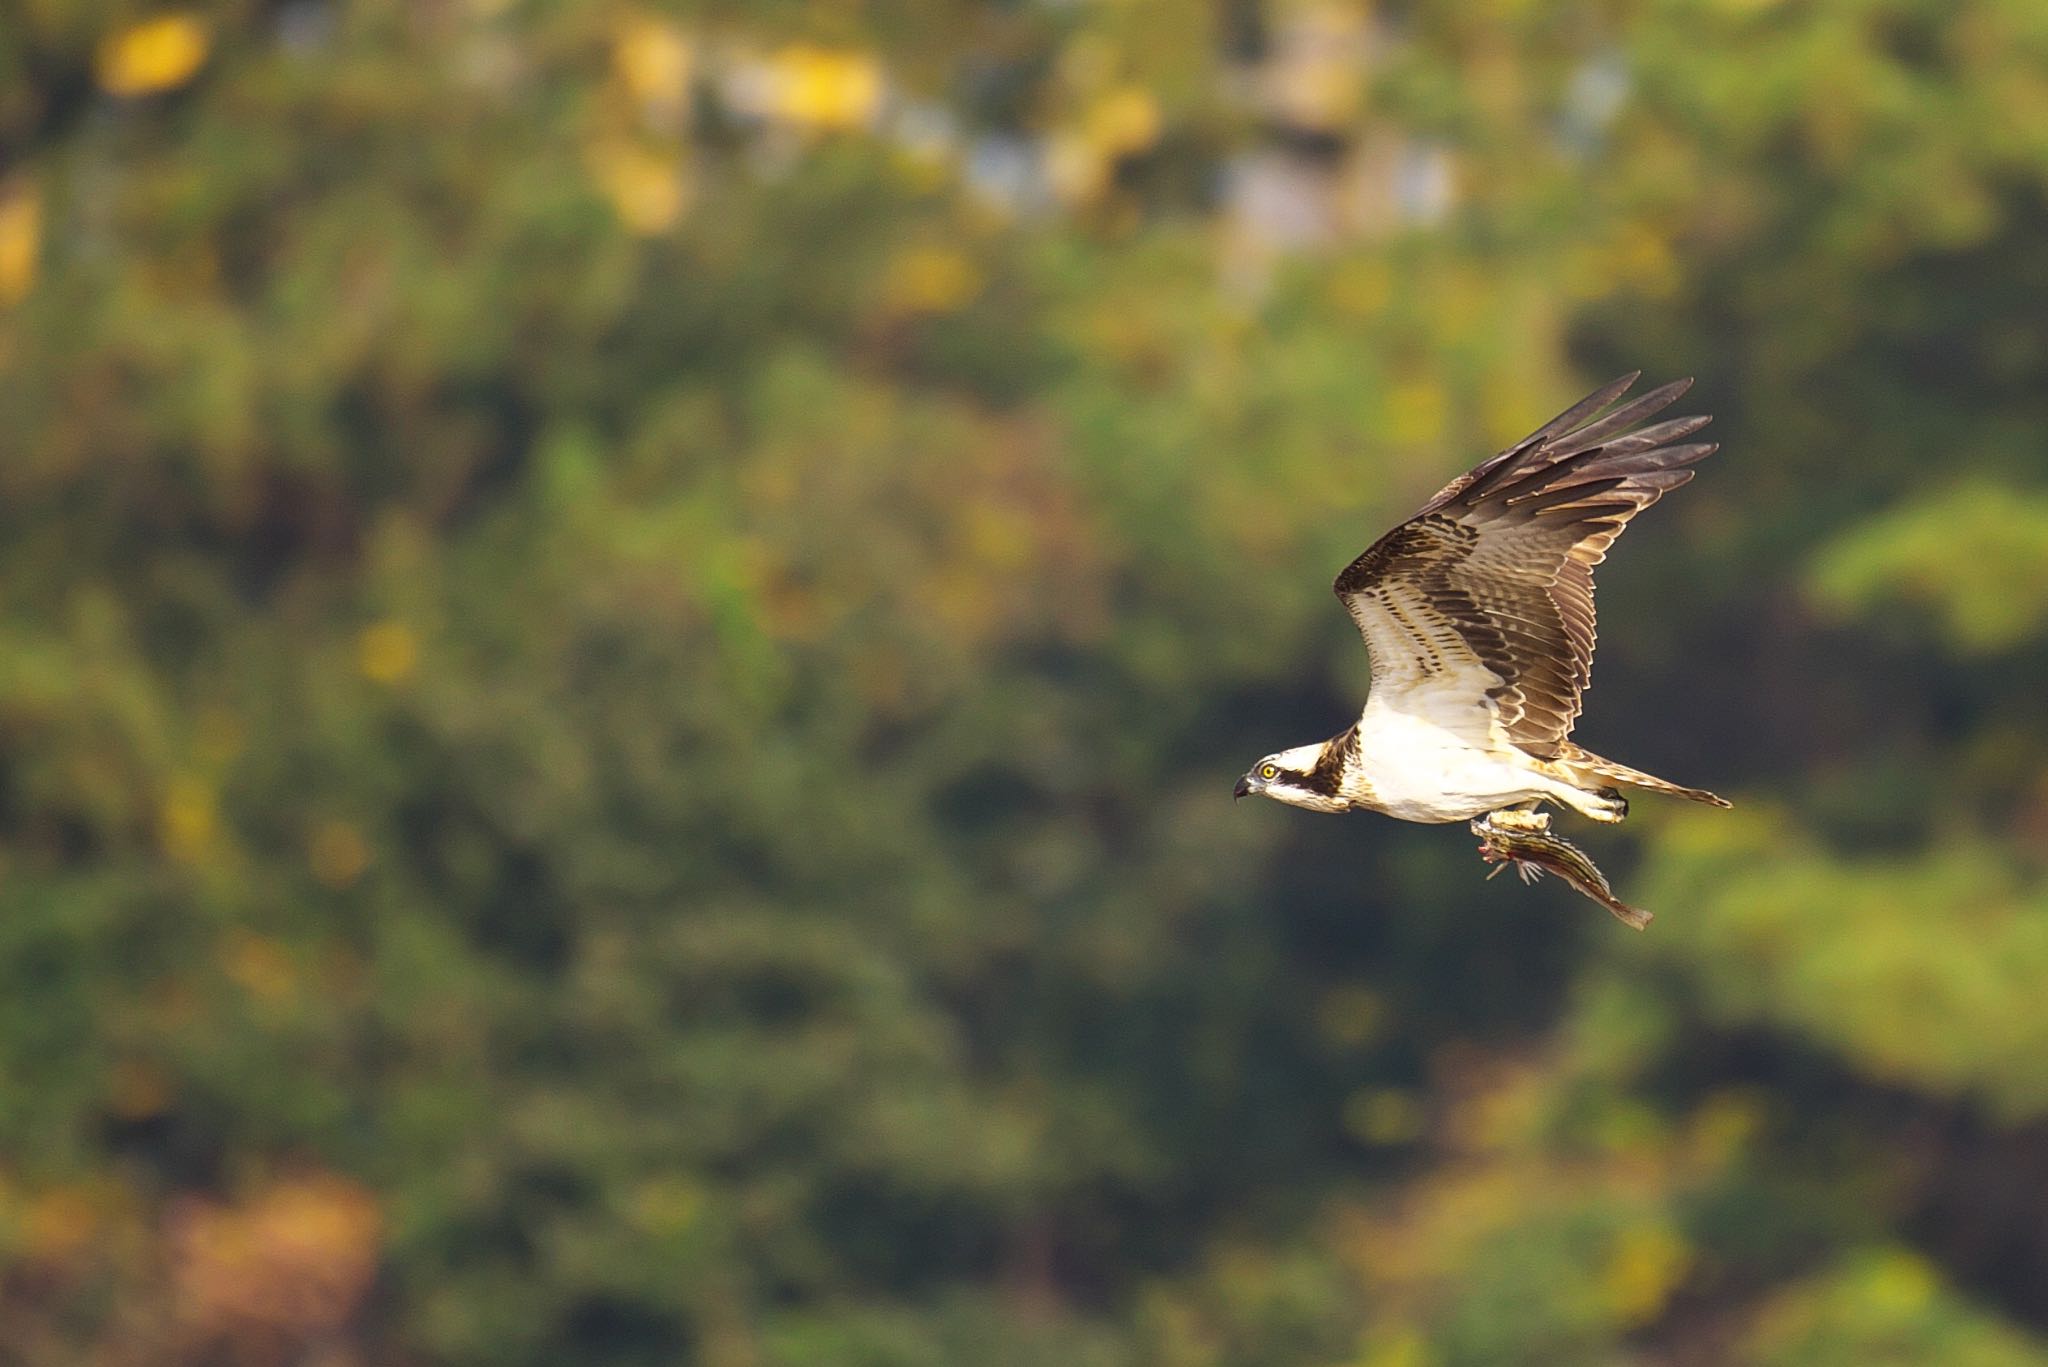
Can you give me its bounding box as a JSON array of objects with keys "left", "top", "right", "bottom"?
[
  {"left": 1579, "top": 788, "right": 1629, "bottom": 824},
  {"left": 1484, "top": 807, "right": 1551, "bottom": 834}
]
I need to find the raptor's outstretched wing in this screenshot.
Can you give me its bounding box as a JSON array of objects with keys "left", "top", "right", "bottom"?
[{"left": 1333, "top": 374, "right": 1716, "bottom": 758}]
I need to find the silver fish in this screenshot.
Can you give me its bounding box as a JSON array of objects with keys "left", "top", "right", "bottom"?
[{"left": 1470, "top": 816, "right": 1651, "bottom": 930}]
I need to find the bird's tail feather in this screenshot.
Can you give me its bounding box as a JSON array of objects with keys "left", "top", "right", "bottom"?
[{"left": 1561, "top": 745, "right": 1732, "bottom": 808}]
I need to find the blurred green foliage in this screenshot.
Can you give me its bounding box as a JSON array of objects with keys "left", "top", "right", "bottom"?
[{"left": 3, "top": 0, "right": 2048, "bottom": 1363}]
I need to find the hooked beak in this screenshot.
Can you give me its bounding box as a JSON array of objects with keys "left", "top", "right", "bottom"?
[{"left": 1233, "top": 775, "right": 1256, "bottom": 801}]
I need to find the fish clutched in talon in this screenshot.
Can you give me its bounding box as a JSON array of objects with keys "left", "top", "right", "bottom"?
[{"left": 1471, "top": 815, "right": 1651, "bottom": 930}]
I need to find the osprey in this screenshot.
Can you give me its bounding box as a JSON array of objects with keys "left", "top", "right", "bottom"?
[{"left": 1235, "top": 372, "right": 1730, "bottom": 828}]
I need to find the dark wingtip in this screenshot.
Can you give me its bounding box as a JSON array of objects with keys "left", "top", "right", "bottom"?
[{"left": 1590, "top": 372, "right": 1642, "bottom": 411}]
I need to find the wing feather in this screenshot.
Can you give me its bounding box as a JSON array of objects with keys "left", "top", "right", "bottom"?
[{"left": 1334, "top": 375, "right": 1717, "bottom": 757}]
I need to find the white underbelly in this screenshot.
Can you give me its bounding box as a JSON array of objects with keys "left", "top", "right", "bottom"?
[{"left": 1351, "top": 695, "right": 1551, "bottom": 823}]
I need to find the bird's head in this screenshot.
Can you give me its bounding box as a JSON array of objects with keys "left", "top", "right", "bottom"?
[{"left": 1234, "top": 743, "right": 1347, "bottom": 813}]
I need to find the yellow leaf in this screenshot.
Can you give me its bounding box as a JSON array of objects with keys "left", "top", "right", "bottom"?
[
  {"left": 588, "top": 142, "right": 691, "bottom": 235},
  {"left": 97, "top": 13, "right": 212, "bottom": 98},
  {"left": 1858, "top": 1249, "right": 1936, "bottom": 1314},
  {"left": 1084, "top": 87, "right": 1162, "bottom": 159},
  {"left": 0, "top": 180, "right": 39, "bottom": 305},
  {"left": 1046, "top": 88, "right": 1161, "bottom": 207},
  {"left": 357, "top": 620, "right": 419, "bottom": 684},
  {"left": 1264, "top": 5, "right": 1371, "bottom": 132},
  {"left": 1602, "top": 1221, "right": 1693, "bottom": 1325},
  {"left": 770, "top": 45, "right": 882, "bottom": 132},
  {"left": 613, "top": 15, "right": 694, "bottom": 115}
]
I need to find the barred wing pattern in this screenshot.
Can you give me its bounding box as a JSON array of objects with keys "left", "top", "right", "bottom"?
[{"left": 1333, "top": 374, "right": 1716, "bottom": 759}]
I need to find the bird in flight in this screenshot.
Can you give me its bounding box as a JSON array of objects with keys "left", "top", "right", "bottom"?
[{"left": 1235, "top": 373, "right": 1729, "bottom": 870}]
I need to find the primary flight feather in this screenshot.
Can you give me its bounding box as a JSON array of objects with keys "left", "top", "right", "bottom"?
[{"left": 1234, "top": 373, "right": 1730, "bottom": 836}]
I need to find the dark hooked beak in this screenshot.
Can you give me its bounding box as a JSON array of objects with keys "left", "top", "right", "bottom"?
[{"left": 1233, "top": 775, "right": 1255, "bottom": 801}]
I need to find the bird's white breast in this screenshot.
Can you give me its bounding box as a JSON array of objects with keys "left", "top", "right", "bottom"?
[{"left": 1348, "top": 676, "right": 1549, "bottom": 823}]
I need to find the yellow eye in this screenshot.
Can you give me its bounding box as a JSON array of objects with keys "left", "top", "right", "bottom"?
[{"left": 1259, "top": 764, "right": 1278, "bottom": 780}]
